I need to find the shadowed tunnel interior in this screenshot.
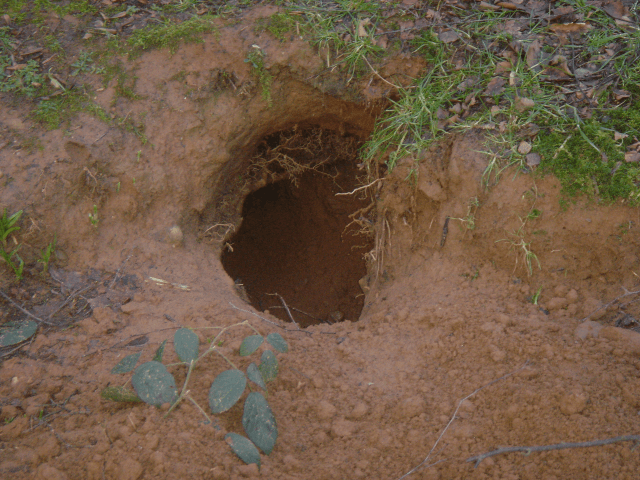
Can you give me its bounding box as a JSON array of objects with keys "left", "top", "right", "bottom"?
[{"left": 221, "top": 127, "right": 374, "bottom": 327}]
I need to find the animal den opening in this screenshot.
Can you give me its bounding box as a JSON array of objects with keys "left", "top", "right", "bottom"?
[{"left": 221, "top": 126, "right": 374, "bottom": 327}]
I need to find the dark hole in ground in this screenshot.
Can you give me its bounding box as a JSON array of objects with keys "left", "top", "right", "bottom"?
[{"left": 221, "top": 126, "right": 373, "bottom": 327}]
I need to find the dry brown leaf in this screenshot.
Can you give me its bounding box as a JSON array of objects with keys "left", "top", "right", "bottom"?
[
  {"left": 613, "top": 89, "right": 631, "bottom": 101},
  {"left": 446, "top": 114, "right": 460, "bottom": 126},
  {"left": 603, "top": 1, "right": 627, "bottom": 20},
  {"left": 357, "top": 18, "right": 371, "bottom": 38},
  {"left": 614, "top": 132, "right": 628, "bottom": 141},
  {"left": 625, "top": 151, "right": 640, "bottom": 163},
  {"left": 490, "top": 106, "right": 501, "bottom": 115},
  {"left": 515, "top": 96, "right": 535, "bottom": 112},
  {"left": 518, "top": 141, "right": 532, "bottom": 155},
  {"left": 479, "top": 1, "right": 500, "bottom": 11},
  {"left": 449, "top": 103, "right": 462, "bottom": 114},
  {"left": 438, "top": 30, "right": 459, "bottom": 44},
  {"left": 436, "top": 108, "right": 448, "bottom": 120},
  {"left": 3, "top": 14, "right": 11, "bottom": 24},
  {"left": 496, "top": 2, "right": 519, "bottom": 10},
  {"left": 526, "top": 39, "right": 543, "bottom": 69},
  {"left": 526, "top": 153, "right": 541, "bottom": 167},
  {"left": 495, "top": 61, "right": 512, "bottom": 74},
  {"left": 549, "top": 23, "right": 592, "bottom": 34},
  {"left": 484, "top": 77, "right": 506, "bottom": 96},
  {"left": 6, "top": 64, "right": 27, "bottom": 71}
]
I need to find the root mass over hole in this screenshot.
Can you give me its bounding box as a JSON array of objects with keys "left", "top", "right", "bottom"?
[{"left": 221, "top": 127, "right": 374, "bottom": 327}]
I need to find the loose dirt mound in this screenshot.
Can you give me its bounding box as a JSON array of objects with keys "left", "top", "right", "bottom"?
[{"left": 1, "top": 9, "right": 640, "bottom": 480}]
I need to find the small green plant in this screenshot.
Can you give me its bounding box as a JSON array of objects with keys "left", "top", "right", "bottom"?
[
  {"left": 0, "top": 208, "right": 24, "bottom": 281},
  {"left": 89, "top": 205, "right": 99, "bottom": 227},
  {"left": 38, "top": 235, "right": 56, "bottom": 275},
  {"left": 245, "top": 47, "right": 273, "bottom": 107},
  {"left": 70, "top": 52, "right": 105, "bottom": 76},
  {"left": 102, "top": 322, "right": 288, "bottom": 467},
  {"left": 450, "top": 197, "right": 480, "bottom": 230},
  {"left": 531, "top": 286, "right": 543, "bottom": 305}
]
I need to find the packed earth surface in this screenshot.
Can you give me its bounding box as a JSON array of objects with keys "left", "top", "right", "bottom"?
[{"left": 1, "top": 2, "right": 640, "bottom": 480}]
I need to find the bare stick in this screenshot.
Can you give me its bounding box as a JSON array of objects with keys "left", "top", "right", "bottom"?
[
  {"left": 467, "top": 435, "right": 640, "bottom": 467},
  {"left": 268, "top": 305, "right": 324, "bottom": 323},
  {"left": 0, "top": 290, "right": 56, "bottom": 326},
  {"left": 362, "top": 55, "right": 405, "bottom": 90},
  {"left": 229, "top": 302, "right": 282, "bottom": 327},
  {"left": 109, "top": 254, "right": 132, "bottom": 289},
  {"left": 276, "top": 293, "right": 300, "bottom": 328},
  {"left": 335, "top": 178, "right": 382, "bottom": 196},
  {"left": 47, "top": 286, "right": 92, "bottom": 321},
  {"left": 579, "top": 286, "right": 640, "bottom": 322},
  {"left": 228, "top": 302, "right": 313, "bottom": 335},
  {"left": 398, "top": 361, "right": 530, "bottom": 479}
]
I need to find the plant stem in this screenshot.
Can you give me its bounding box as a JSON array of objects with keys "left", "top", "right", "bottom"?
[{"left": 164, "top": 359, "right": 196, "bottom": 418}]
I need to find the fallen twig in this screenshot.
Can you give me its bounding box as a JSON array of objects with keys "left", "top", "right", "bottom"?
[
  {"left": 275, "top": 293, "right": 300, "bottom": 329},
  {"left": 398, "top": 361, "right": 530, "bottom": 479},
  {"left": 110, "top": 254, "right": 132, "bottom": 288},
  {"left": 579, "top": 285, "right": 640, "bottom": 322},
  {"left": 47, "top": 285, "right": 93, "bottom": 321},
  {"left": 467, "top": 435, "right": 640, "bottom": 467},
  {"left": 228, "top": 302, "right": 313, "bottom": 335},
  {"left": 0, "top": 290, "right": 56, "bottom": 326}
]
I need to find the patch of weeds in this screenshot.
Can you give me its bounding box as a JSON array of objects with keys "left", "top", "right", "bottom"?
[
  {"left": 20, "top": 136, "right": 44, "bottom": 153},
  {"left": 34, "top": 90, "right": 109, "bottom": 130},
  {"left": 128, "top": 15, "right": 217, "bottom": 55},
  {"left": 536, "top": 103, "right": 640, "bottom": 203},
  {"left": 102, "top": 323, "right": 289, "bottom": 467},
  {"left": 70, "top": 52, "right": 105, "bottom": 76},
  {"left": 43, "top": 35, "right": 64, "bottom": 54},
  {"left": 245, "top": 47, "right": 273, "bottom": 107},
  {"left": 37, "top": 235, "right": 56, "bottom": 275},
  {"left": 450, "top": 197, "right": 480, "bottom": 231},
  {"left": 0, "top": 209, "right": 24, "bottom": 281},
  {"left": 361, "top": 5, "right": 639, "bottom": 206},
  {"left": 118, "top": 114, "right": 148, "bottom": 144},
  {"left": 255, "top": 13, "right": 297, "bottom": 41},
  {"left": 0, "top": 60, "right": 46, "bottom": 97}
]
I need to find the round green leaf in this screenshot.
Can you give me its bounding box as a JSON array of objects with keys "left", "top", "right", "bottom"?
[
  {"left": 208, "top": 369, "right": 246, "bottom": 414},
  {"left": 266, "top": 332, "right": 288, "bottom": 353},
  {"left": 258, "top": 350, "right": 278, "bottom": 383},
  {"left": 174, "top": 328, "right": 199, "bottom": 363},
  {"left": 0, "top": 320, "right": 37, "bottom": 347},
  {"left": 131, "top": 361, "right": 177, "bottom": 406},
  {"left": 246, "top": 362, "right": 266, "bottom": 390},
  {"left": 111, "top": 352, "right": 142, "bottom": 374},
  {"left": 242, "top": 392, "right": 278, "bottom": 455},
  {"left": 225, "top": 433, "right": 261, "bottom": 467},
  {"left": 239, "top": 335, "right": 263, "bottom": 356}
]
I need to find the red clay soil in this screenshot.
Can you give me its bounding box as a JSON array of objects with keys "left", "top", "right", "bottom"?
[{"left": 1, "top": 7, "right": 640, "bottom": 480}]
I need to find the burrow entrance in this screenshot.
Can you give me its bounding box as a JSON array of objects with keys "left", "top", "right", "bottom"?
[{"left": 221, "top": 126, "right": 374, "bottom": 327}]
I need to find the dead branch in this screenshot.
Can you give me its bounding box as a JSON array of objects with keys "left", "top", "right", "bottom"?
[
  {"left": 467, "top": 435, "right": 640, "bottom": 468},
  {"left": 398, "top": 361, "right": 531, "bottom": 479},
  {"left": 275, "top": 293, "right": 300, "bottom": 329},
  {"left": 228, "top": 302, "right": 313, "bottom": 335},
  {"left": 579, "top": 286, "right": 640, "bottom": 322},
  {"left": 109, "top": 254, "right": 132, "bottom": 289},
  {"left": 0, "top": 290, "right": 56, "bottom": 326},
  {"left": 46, "top": 285, "right": 93, "bottom": 322}
]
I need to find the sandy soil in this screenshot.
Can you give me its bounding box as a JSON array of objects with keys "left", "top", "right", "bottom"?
[{"left": 1, "top": 7, "right": 640, "bottom": 480}]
